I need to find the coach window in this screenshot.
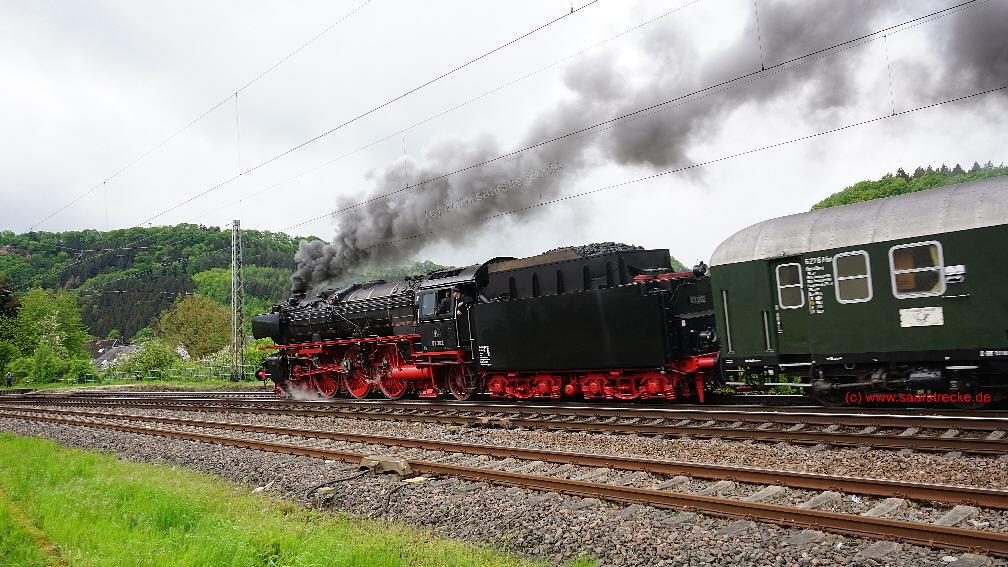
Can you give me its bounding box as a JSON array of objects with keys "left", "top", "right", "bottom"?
[
  {"left": 833, "top": 251, "right": 872, "bottom": 303},
  {"left": 582, "top": 266, "right": 591, "bottom": 291},
  {"left": 508, "top": 276, "right": 517, "bottom": 300},
  {"left": 775, "top": 263, "right": 804, "bottom": 309},
  {"left": 532, "top": 273, "right": 540, "bottom": 297},
  {"left": 556, "top": 270, "right": 565, "bottom": 294},
  {"left": 889, "top": 241, "right": 945, "bottom": 298}
]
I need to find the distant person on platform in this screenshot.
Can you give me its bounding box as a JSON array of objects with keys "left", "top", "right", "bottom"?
[
  {"left": 452, "top": 287, "right": 473, "bottom": 317},
  {"left": 5, "top": 371, "right": 12, "bottom": 388}
]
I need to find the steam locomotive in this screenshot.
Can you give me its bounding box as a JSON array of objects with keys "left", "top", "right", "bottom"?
[
  {"left": 252, "top": 246, "right": 722, "bottom": 401},
  {"left": 253, "top": 175, "right": 1008, "bottom": 406}
]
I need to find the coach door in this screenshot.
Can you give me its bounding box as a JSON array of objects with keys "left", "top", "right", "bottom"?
[{"left": 770, "top": 258, "right": 810, "bottom": 356}]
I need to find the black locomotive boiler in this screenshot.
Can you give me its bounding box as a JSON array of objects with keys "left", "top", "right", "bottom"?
[{"left": 252, "top": 247, "right": 722, "bottom": 401}]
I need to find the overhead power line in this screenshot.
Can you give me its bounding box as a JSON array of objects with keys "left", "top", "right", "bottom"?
[
  {"left": 281, "top": 0, "right": 987, "bottom": 232},
  {"left": 27, "top": 0, "right": 374, "bottom": 232},
  {"left": 139, "top": 1, "right": 601, "bottom": 226}
]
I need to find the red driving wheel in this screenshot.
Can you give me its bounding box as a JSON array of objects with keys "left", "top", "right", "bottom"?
[
  {"left": 316, "top": 372, "right": 339, "bottom": 398},
  {"left": 447, "top": 365, "right": 474, "bottom": 401}
]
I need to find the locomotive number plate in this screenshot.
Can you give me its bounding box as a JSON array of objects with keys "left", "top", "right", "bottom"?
[{"left": 899, "top": 306, "right": 944, "bottom": 327}]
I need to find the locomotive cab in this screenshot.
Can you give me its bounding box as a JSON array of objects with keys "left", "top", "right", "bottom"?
[
  {"left": 415, "top": 285, "right": 474, "bottom": 351},
  {"left": 415, "top": 266, "right": 485, "bottom": 353}
]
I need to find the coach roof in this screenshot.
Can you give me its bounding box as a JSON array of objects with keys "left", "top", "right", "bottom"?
[{"left": 710, "top": 175, "right": 1008, "bottom": 267}]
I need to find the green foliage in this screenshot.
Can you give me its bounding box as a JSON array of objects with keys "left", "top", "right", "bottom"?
[
  {"left": 812, "top": 161, "right": 1008, "bottom": 210},
  {"left": 244, "top": 338, "right": 276, "bottom": 367},
  {"left": 7, "top": 345, "right": 93, "bottom": 384},
  {"left": 0, "top": 274, "right": 19, "bottom": 319},
  {"left": 132, "top": 326, "right": 155, "bottom": 342},
  {"left": 192, "top": 267, "right": 230, "bottom": 305},
  {"left": 0, "top": 433, "right": 537, "bottom": 567},
  {"left": 0, "top": 342, "right": 17, "bottom": 376},
  {"left": 156, "top": 295, "right": 230, "bottom": 359},
  {"left": 12, "top": 288, "right": 90, "bottom": 360},
  {"left": 668, "top": 255, "right": 687, "bottom": 273},
  {"left": 106, "top": 329, "right": 121, "bottom": 340},
  {"left": 108, "top": 339, "right": 183, "bottom": 374}
]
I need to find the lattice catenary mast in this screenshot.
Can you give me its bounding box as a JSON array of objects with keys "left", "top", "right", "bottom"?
[{"left": 230, "top": 219, "right": 246, "bottom": 380}]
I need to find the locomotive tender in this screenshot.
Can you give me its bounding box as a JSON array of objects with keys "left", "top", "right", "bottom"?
[
  {"left": 252, "top": 247, "right": 722, "bottom": 401},
  {"left": 254, "top": 174, "right": 1008, "bottom": 406}
]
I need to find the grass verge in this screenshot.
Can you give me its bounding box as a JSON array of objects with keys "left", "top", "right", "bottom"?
[
  {"left": 0, "top": 433, "right": 595, "bottom": 567},
  {"left": 0, "top": 486, "right": 52, "bottom": 566}
]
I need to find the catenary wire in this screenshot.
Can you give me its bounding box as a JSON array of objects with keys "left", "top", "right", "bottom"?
[
  {"left": 26, "top": 0, "right": 374, "bottom": 232},
  {"left": 280, "top": 0, "right": 988, "bottom": 232},
  {"left": 139, "top": 1, "right": 601, "bottom": 226}
]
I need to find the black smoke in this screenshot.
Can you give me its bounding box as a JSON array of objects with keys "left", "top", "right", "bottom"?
[{"left": 293, "top": 0, "right": 1007, "bottom": 292}]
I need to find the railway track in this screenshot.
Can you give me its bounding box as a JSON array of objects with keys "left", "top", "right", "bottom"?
[
  {"left": 1, "top": 405, "right": 1007, "bottom": 557},
  {"left": 4, "top": 392, "right": 1008, "bottom": 454}
]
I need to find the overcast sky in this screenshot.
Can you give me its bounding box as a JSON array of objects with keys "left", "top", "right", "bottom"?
[{"left": 2, "top": 0, "right": 1006, "bottom": 273}]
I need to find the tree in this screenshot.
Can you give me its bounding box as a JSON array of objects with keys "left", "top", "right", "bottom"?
[
  {"left": 0, "top": 342, "right": 18, "bottom": 375},
  {"left": 109, "top": 339, "right": 182, "bottom": 374},
  {"left": 156, "top": 294, "right": 230, "bottom": 359},
  {"left": 13, "top": 288, "right": 90, "bottom": 359},
  {"left": 0, "top": 274, "right": 19, "bottom": 319}
]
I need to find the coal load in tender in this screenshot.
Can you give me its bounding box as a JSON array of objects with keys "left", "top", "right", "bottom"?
[{"left": 542, "top": 242, "right": 644, "bottom": 257}]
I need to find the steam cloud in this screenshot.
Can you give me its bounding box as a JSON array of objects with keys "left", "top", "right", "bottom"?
[{"left": 293, "top": 0, "right": 1008, "bottom": 292}]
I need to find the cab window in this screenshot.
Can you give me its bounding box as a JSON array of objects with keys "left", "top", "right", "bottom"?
[
  {"left": 418, "top": 292, "right": 438, "bottom": 318},
  {"left": 775, "top": 263, "right": 804, "bottom": 309},
  {"left": 889, "top": 241, "right": 945, "bottom": 298},
  {"left": 833, "top": 251, "right": 872, "bottom": 303}
]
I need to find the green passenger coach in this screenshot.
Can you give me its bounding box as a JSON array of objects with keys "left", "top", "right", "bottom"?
[{"left": 709, "top": 175, "right": 1008, "bottom": 406}]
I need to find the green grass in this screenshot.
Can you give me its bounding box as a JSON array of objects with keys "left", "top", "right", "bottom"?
[
  {"left": 0, "top": 433, "right": 591, "bottom": 567},
  {"left": 22, "top": 380, "right": 270, "bottom": 392},
  {"left": 0, "top": 489, "right": 51, "bottom": 567}
]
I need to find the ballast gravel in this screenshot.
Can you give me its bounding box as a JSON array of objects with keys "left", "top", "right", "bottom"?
[
  {"left": 1, "top": 415, "right": 1004, "bottom": 567},
  {"left": 82, "top": 405, "right": 1008, "bottom": 489}
]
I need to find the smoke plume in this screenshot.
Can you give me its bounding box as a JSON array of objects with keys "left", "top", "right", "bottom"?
[{"left": 293, "top": 0, "right": 1007, "bottom": 292}]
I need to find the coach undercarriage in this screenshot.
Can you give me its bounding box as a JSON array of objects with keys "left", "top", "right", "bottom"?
[{"left": 805, "top": 362, "right": 1006, "bottom": 408}]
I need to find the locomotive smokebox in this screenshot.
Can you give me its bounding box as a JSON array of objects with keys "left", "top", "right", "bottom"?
[{"left": 251, "top": 312, "right": 280, "bottom": 341}]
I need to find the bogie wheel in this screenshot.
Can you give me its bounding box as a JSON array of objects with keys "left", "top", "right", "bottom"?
[
  {"left": 811, "top": 391, "right": 848, "bottom": 407},
  {"left": 447, "top": 365, "right": 475, "bottom": 401},
  {"left": 316, "top": 372, "right": 340, "bottom": 398},
  {"left": 950, "top": 392, "right": 991, "bottom": 410}
]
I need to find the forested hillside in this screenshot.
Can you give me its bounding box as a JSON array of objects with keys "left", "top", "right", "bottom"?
[
  {"left": 0, "top": 224, "right": 450, "bottom": 341},
  {"left": 811, "top": 161, "right": 1007, "bottom": 210}
]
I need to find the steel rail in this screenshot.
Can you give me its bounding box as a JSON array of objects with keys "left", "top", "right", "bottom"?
[
  {"left": 2, "top": 410, "right": 1007, "bottom": 556},
  {"left": 3, "top": 408, "right": 1007, "bottom": 509},
  {"left": 2, "top": 398, "right": 1006, "bottom": 454},
  {"left": 7, "top": 395, "right": 1008, "bottom": 430}
]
